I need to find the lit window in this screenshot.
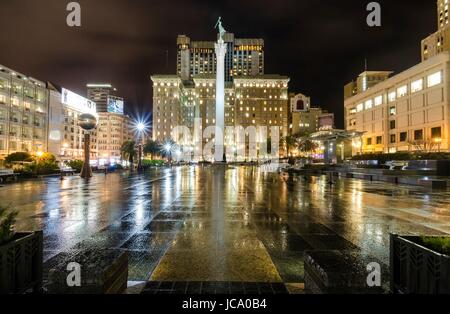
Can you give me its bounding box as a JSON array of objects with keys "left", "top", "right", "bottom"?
[
  {"left": 374, "top": 95, "right": 383, "bottom": 106},
  {"left": 356, "top": 103, "right": 364, "bottom": 112},
  {"left": 365, "top": 99, "right": 373, "bottom": 110},
  {"left": 411, "top": 79, "right": 423, "bottom": 93},
  {"left": 388, "top": 91, "right": 396, "bottom": 102},
  {"left": 397, "top": 85, "right": 407, "bottom": 98},
  {"left": 427, "top": 71, "right": 442, "bottom": 87}
]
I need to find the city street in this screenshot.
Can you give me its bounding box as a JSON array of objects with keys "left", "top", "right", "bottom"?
[{"left": 1, "top": 166, "right": 449, "bottom": 292}]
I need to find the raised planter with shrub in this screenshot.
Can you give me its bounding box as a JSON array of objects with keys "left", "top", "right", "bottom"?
[
  {"left": 0, "top": 206, "right": 43, "bottom": 294},
  {"left": 390, "top": 234, "right": 450, "bottom": 294}
]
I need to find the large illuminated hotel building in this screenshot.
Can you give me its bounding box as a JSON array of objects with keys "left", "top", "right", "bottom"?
[
  {"left": 154, "top": 34, "right": 289, "bottom": 160},
  {"left": 0, "top": 65, "right": 48, "bottom": 160}
]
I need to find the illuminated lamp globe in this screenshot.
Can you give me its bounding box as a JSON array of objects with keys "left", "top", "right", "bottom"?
[{"left": 77, "top": 113, "right": 98, "bottom": 131}]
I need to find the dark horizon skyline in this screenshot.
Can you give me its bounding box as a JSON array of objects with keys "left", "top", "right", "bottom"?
[{"left": 0, "top": 0, "right": 437, "bottom": 128}]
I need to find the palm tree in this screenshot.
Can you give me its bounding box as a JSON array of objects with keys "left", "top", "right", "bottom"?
[
  {"left": 121, "top": 140, "right": 137, "bottom": 168},
  {"left": 282, "top": 136, "right": 298, "bottom": 157},
  {"left": 143, "top": 140, "right": 160, "bottom": 160},
  {"left": 298, "top": 139, "right": 318, "bottom": 155}
]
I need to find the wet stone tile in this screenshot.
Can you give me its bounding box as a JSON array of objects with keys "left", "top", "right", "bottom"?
[
  {"left": 72, "top": 231, "right": 133, "bottom": 250},
  {"left": 101, "top": 220, "right": 146, "bottom": 233},
  {"left": 143, "top": 220, "right": 183, "bottom": 233},
  {"left": 121, "top": 232, "right": 175, "bottom": 251},
  {"left": 267, "top": 251, "right": 305, "bottom": 283},
  {"left": 153, "top": 211, "right": 188, "bottom": 221},
  {"left": 120, "top": 211, "right": 154, "bottom": 222},
  {"left": 301, "top": 234, "right": 359, "bottom": 251},
  {"left": 258, "top": 232, "right": 313, "bottom": 252},
  {"left": 127, "top": 250, "right": 166, "bottom": 281},
  {"left": 141, "top": 281, "right": 288, "bottom": 295},
  {"left": 288, "top": 222, "right": 336, "bottom": 235}
]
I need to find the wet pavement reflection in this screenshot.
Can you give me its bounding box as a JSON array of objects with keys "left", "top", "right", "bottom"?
[{"left": 1, "top": 166, "right": 449, "bottom": 286}]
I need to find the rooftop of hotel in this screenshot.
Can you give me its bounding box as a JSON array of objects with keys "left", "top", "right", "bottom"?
[
  {"left": 0, "top": 64, "right": 46, "bottom": 87},
  {"left": 344, "top": 52, "right": 450, "bottom": 104}
]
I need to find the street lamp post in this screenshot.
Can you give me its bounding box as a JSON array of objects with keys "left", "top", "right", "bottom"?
[
  {"left": 136, "top": 122, "right": 145, "bottom": 173},
  {"left": 339, "top": 143, "right": 345, "bottom": 162},
  {"left": 164, "top": 143, "right": 172, "bottom": 164},
  {"left": 77, "top": 113, "right": 98, "bottom": 179}
]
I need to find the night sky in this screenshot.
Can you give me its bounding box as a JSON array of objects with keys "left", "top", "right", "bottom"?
[{"left": 0, "top": 0, "right": 437, "bottom": 128}]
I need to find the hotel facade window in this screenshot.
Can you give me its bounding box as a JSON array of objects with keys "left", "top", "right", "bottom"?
[
  {"left": 414, "top": 129, "right": 424, "bottom": 141},
  {"left": 400, "top": 132, "right": 408, "bottom": 142},
  {"left": 431, "top": 126, "right": 442, "bottom": 139}
]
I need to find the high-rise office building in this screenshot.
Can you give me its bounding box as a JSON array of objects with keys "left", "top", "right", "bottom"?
[
  {"left": 177, "top": 33, "right": 264, "bottom": 82},
  {"left": 0, "top": 64, "right": 48, "bottom": 160},
  {"left": 86, "top": 83, "right": 119, "bottom": 113},
  {"left": 422, "top": 1, "right": 450, "bottom": 61}
]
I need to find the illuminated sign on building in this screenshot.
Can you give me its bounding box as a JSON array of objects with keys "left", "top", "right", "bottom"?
[
  {"left": 318, "top": 114, "right": 335, "bottom": 130},
  {"left": 107, "top": 96, "right": 124, "bottom": 114},
  {"left": 61, "top": 88, "right": 97, "bottom": 115}
]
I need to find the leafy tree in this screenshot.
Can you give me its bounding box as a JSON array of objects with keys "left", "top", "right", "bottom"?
[
  {"left": 298, "top": 139, "right": 318, "bottom": 154},
  {"left": 5, "top": 152, "right": 32, "bottom": 164},
  {"left": 65, "top": 160, "right": 83, "bottom": 172},
  {"left": 143, "top": 140, "right": 160, "bottom": 160},
  {"left": 34, "top": 152, "right": 56, "bottom": 163},
  {"left": 121, "top": 140, "right": 137, "bottom": 166}
]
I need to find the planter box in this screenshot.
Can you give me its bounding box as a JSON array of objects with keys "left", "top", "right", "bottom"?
[
  {"left": 47, "top": 249, "right": 128, "bottom": 294},
  {"left": 304, "top": 251, "right": 385, "bottom": 294},
  {"left": 0, "top": 231, "right": 43, "bottom": 294},
  {"left": 417, "top": 179, "right": 447, "bottom": 189},
  {"left": 390, "top": 234, "right": 450, "bottom": 294}
]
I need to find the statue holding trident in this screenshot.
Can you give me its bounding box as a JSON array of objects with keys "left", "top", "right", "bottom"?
[
  {"left": 215, "top": 17, "right": 226, "bottom": 41},
  {"left": 214, "top": 16, "right": 227, "bottom": 162}
]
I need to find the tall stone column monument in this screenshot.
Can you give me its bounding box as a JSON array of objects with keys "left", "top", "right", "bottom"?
[{"left": 214, "top": 17, "right": 227, "bottom": 163}]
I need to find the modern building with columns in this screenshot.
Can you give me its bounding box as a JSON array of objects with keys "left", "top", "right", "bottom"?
[{"left": 344, "top": 52, "right": 450, "bottom": 155}]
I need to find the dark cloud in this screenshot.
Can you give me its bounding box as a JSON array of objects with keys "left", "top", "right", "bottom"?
[{"left": 0, "top": 0, "right": 436, "bottom": 127}]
